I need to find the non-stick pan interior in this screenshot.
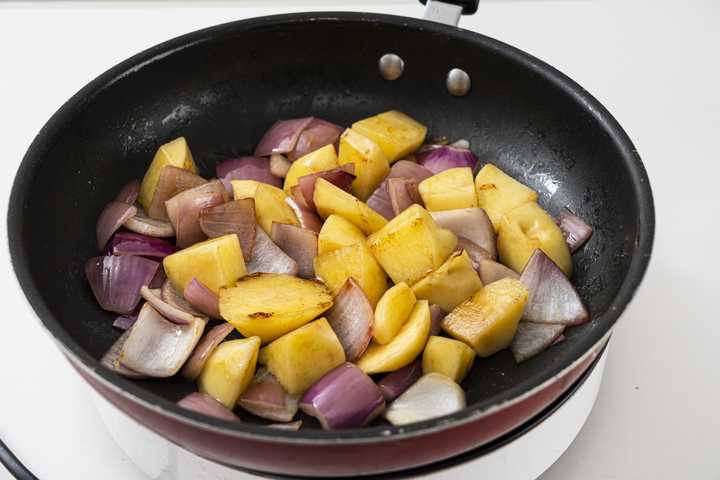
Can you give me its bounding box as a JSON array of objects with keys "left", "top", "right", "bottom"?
[{"left": 9, "top": 13, "right": 652, "bottom": 436}]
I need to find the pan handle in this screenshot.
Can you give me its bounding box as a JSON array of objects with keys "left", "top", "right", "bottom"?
[{"left": 419, "top": 0, "right": 479, "bottom": 26}]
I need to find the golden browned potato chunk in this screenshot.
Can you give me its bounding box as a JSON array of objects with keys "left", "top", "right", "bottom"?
[
  {"left": 313, "top": 178, "right": 388, "bottom": 235},
  {"left": 138, "top": 137, "right": 197, "bottom": 211},
  {"left": 422, "top": 336, "right": 476, "bottom": 382},
  {"left": 338, "top": 129, "right": 390, "bottom": 200},
  {"left": 475, "top": 164, "right": 537, "bottom": 230},
  {"left": 351, "top": 111, "right": 427, "bottom": 162},
  {"left": 411, "top": 250, "right": 483, "bottom": 312},
  {"left": 198, "top": 337, "right": 260, "bottom": 408},
  {"left": 419, "top": 167, "right": 478, "bottom": 212}
]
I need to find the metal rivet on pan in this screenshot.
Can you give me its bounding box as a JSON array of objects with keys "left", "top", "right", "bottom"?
[
  {"left": 379, "top": 53, "right": 404, "bottom": 81},
  {"left": 446, "top": 68, "right": 471, "bottom": 96}
]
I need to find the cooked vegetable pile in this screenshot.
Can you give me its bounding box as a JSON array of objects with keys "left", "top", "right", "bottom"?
[{"left": 90, "top": 111, "right": 593, "bottom": 430}]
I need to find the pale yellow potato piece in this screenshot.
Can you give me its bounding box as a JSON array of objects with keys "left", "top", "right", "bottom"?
[
  {"left": 198, "top": 337, "right": 260, "bottom": 408},
  {"left": 317, "top": 214, "right": 367, "bottom": 255},
  {"left": 497, "top": 202, "right": 572, "bottom": 276},
  {"left": 283, "top": 144, "right": 338, "bottom": 193},
  {"left": 314, "top": 242, "right": 388, "bottom": 307},
  {"left": 356, "top": 299, "right": 431, "bottom": 374},
  {"left": 419, "top": 167, "right": 478, "bottom": 212},
  {"left": 373, "top": 282, "right": 417, "bottom": 345},
  {"left": 232, "top": 179, "right": 261, "bottom": 200},
  {"left": 442, "top": 278, "right": 528, "bottom": 357},
  {"left": 475, "top": 164, "right": 538, "bottom": 230},
  {"left": 138, "top": 137, "right": 197, "bottom": 211},
  {"left": 313, "top": 178, "right": 387, "bottom": 235},
  {"left": 258, "top": 318, "right": 345, "bottom": 395},
  {"left": 412, "top": 250, "right": 483, "bottom": 313},
  {"left": 163, "top": 234, "right": 245, "bottom": 295},
  {"left": 219, "top": 273, "right": 333, "bottom": 344},
  {"left": 366, "top": 204, "right": 457, "bottom": 286},
  {"left": 422, "top": 336, "right": 476, "bottom": 383},
  {"left": 351, "top": 111, "right": 427, "bottom": 162},
  {"left": 337, "top": 129, "right": 390, "bottom": 200},
  {"left": 231, "top": 181, "right": 298, "bottom": 234}
]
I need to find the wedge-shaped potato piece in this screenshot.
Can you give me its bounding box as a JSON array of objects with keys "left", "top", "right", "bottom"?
[
  {"left": 351, "top": 111, "right": 427, "bottom": 162},
  {"left": 198, "top": 337, "right": 260, "bottom": 408},
  {"left": 232, "top": 181, "right": 298, "bottom": 235},
  {"left": 138, "top": 137, "right": 198, "bottom": 211},
  {"left": 373, "top": 282, "right": 416, "bottom": 345},
  {"left": 314, "top": 242, "right": 388, "bottom": 307},
  {"left": 232, "top": 179, "right": 262, "bottom": 200},
  {"left": 356, "top": 299, "right": 430, "bottom": 374},
  {"left": 475, "top": 164, "right": 537, "bottom": 230},
  {"left": 314, "top": 178, "right": 388, "bottom": 234},
  {"left": 259, "top": 318, "right": 345, "bottom": 395},
  {"left": 366, "top": 204, "right": 457, "bottom": 285},
  {"left": 163, "top": 234, "right": 245, "bottom": 295},
  {"left": 422, "top": 336, "right": 476, "bottom": 383},
  {"left": 219, "top": 273, "right": 333, "bottom": 343},
  {"left": 338, "top": 129, "right": 390, "bottom": 200},
  {"left": 412, "top": 250, "right": 483, "bottom": 313},
  {"left": 317, "top": 214, "right": 366, "bottom": 255},
  {"left": 283, "top": 144, "right": 338, "bottom": 193},
  {"left": 497, "top": 202, "right": 572, "bottom": 276},
  {"left": 419, "top": 167, "right": 478, "bottom": 212},
  {"left": 442, "top": 278, "right": 528, "bottom": 357}
]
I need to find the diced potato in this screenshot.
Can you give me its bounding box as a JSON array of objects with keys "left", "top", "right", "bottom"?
[
  {"left": 418, "top": 167, "right": 478, "bottom": 212},
  {"left": 231, "top": 181, "right": 298, "bottom": 234},
  {"left": 337, "top": 129, "right": 390, "bottom": 200},
  {"left": 314, "top": 242, "right": 388, "bottom": 307},
  {"left": 366, "top": 204, "right": 457, "bottom": 285},
  {"left": 219, "top": 273, "right": 333, "bottom": 343},
  {"left": 138, "top": 137, "right": 197, "bottom": 211},
  {"left": 351, "top": 111, "right": 427, "bottom": 162},
  {"left": 475, "top": 164, "right": 538, "bottom": 230},
  {"left": 259, "top": 318, "right": 345, "bottom": 395},
  {"left": 411, "top": 250, "right": 483, "bottom": 312},
  {"left": 373, "top": 282, "right": 416, "bottom": 345},
  {"left": 497, "top": 202, "right": 572, "bottom": 276},
  {"left": 356, "top": 300, "right": 431, "bottom": 374},
  {"left": 198, "top": 337, "right": 260, "bottom": 408},
  {"left": 317, "top": 214, "right": 367, "bottom": 255},
  {"left": 441, "top": 278, "right": 528, "bottom": 357},
  {"left": 283, "top": 144, "right": 338, "bottom": 193},
  {"left": 422, "top": 336, "right": 475, "bottom": 383},
  {"left": 313, "top": 178, "right": 388, "bottom": 235},
  {"left": 163, "top": 234, "right": 245, "bottom": 294}
]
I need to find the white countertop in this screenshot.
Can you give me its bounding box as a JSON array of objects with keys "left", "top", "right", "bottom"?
[{"left": 1, "top": 1, "right": 718, "bottom": 479}]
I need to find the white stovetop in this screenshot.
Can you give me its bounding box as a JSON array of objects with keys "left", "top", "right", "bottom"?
[{"left": 1, "top": 1, "right": 718, "bottom": 479}]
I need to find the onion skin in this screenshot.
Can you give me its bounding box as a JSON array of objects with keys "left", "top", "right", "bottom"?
[
  {"left": 116, "top": 179, "right": 141, "bottom": 205},
  {"left": 510, "top": 322, "right": 565, "bottom": 363},
  {"left": 297, "top": 165, "right": 356, "bottom": 211},
  {"left": 107, "top": 232, "right": 178, "bottom": 259},
  {"left": 377, "top": 359, "right": 423, "bottom": 402},
  {"left": 181, "top": 322, "right": 234, "bottom": 380},
  {"left": 325, "top": 278, "right": 374, "bottom": 361},
  {"left": 384, "top": 373, "right": 466, "bottom": 426},
  {"left": 199, "top": 199, "right": 256, "bottom": 258},
  {"left": 147, "top": 166, "right": 207, "bottom": 220},
  {"left": 387, "top": 177, "right": 421, "bottom": 216},
  {"left": 367, "top": 161, "right": 432, "bottom": 219},
  {"left": 177, "top": 392, "right": 240, "bottom": 421},
  {"left": 183, "top": 278, "right": 221, "bottom": 318},
  {"left": 238, "top": 369, "right": 299, "bottom": 422},
  {"left": 161, "top": 279, "right": 201, "bottom": 316},
  {"left": 270, "top": 223, "right": 318, "bottom": 279},
  {"left": 300, "top": 363, "right": 385, "bottom": 430},
  {"left": 429, "top": 304, "right": 446, "bottom": 336},
  {"left": 254, "top": 117, "right": 314, "bottom": 157},
  {"left": 96, "top": 201, "right": 137, "bottom": 249},
  {"left": 165, "top": 180, "right": 227, "bottom": 248},
  {"left": 246, "top": 227, "right": 299, "bottom": 276},
  {"left": 430, "top": 208, "right": 496, "bottom": 259},
  {"left": 86, "top": 255, "right": 159, "bottom": 314},
  {"left": 100, "top": 330, "right": 147, "bottom": 378},
  {"left": 289, "top": 118, "right": 343, "bottom": 161},
  {"left": 217, "top": 156, "right": 281, "bottom": 188},
  {"left": 557, "top": 210, "right": 593, "bottom": 253},
  {"left": 416, "top": 146, "right": 478, "bottom": 174},
  {"left": 123, "top": 208, "right": 175, "bottom": 238},
  {"left": 286, "top": 188, "right": 323, "bottom": 233}
]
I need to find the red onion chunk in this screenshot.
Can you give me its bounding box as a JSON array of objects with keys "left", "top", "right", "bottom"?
[
  {"left": 246, "top": 227, "right": 299, "bottom": 275},
  {"left": 107, "top": 232, "right": 178, "bottom": 259},
  {"left": 116, "top": 179, "right": 141, "bottom": 205},
  {"left": 300, "top": 363, "right": 385, "bottom": 430},
  {"left": 161, "top": 279, "right": 201, "bottom": 316},
  {"left": 123, "top": 208, "right": 175, "bottom": 238},
  {"left": 519, "top": 249, "right": 590, "bottom": 325},
  {"left": 557, "top": 210, "right": 593, "bottom": 253},
  {"left": 199, "top": 199, "right": 256, "bottom": 258},
  {"left": 511, "top": 322, "right": 566, "bottom": 363},
  {"left": 119, "top": 303, "right": 206, "bottom": 377},
  {"left": 270, "top": 223, "right": 318, "bottom": 279},
  {"left": 430, "top": 208, "right": 496, "bottom": 259},
  {"left": 149, "top": 268, "right": 167, "bottom": 289},
  {"left": 285, "top": 194, "right": 323, "bottom": 233},
  {"left": 112, "top": 314, "right": 137, "bottom": 331},
  {"left": 181, "top": 322, "right": 235, "bottom": 380},
  {"left": 147, "top": 166, "right": 207, "bottom": 220},
  {"left": 254, "top": 117, "right": 314, "bottom": 157},
  {"left": 326, "top": 278, "right": 373, "bottom": 361},
  {"left": 552, "top": 334, "right": 566, "bottom": 346},
  {"left": 387, "top": 177, "right": 421, "bottom": 216},
  {"left": 183, "top": 278, "right": 220, "bottom": 318},
  {"left": 456, "top": 237, "right": 493, "bottom": 272},
  {"left": 217, "top": 156, "right": 281, "bottom": 189},
  {"left": 289, "top": 118, "right": 343, "bottom": 161},
  {"left": 268, "top": 420, "right": 303, "bottom": 431},
  {"left": 429, "top": 304, "right": 446, "bottom": 336},
  {"left": 96, "top": 201, "right": 137, "bottom": 249},
  {"left": 100, "top": 330, "right": 147, "bottom": 378},
  {"left": 166, "top": 180, "right": 227, "bottom": 248},
  {"left": 416, "top": 146, "right": 478, "bottom": 174},
  {"left": 377, "top": 359, "right": 423, "bottom": 402},
  {"left": 384, "top": 373, "right": 465, "bottom": 426},
  {"left": 140, "top": 286, "right": 203, "bottom": 325},
  {"left": 297, "top": 165, "right": 356, "bottom": 211},
  {"left": 367, "top": 161, "right": 432, "bottom": 219},
  {"left": 86, "top": 255, "right": 159, "bottom": 314},
  {"left": 479, "top": 259, "right": 520, "bottom": 285},
  {"left": 177, "top": 393, "right": 240, "bottom": 421},
  {"left": 239, "top": 369, "right": 299, "bottom": 422}
]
